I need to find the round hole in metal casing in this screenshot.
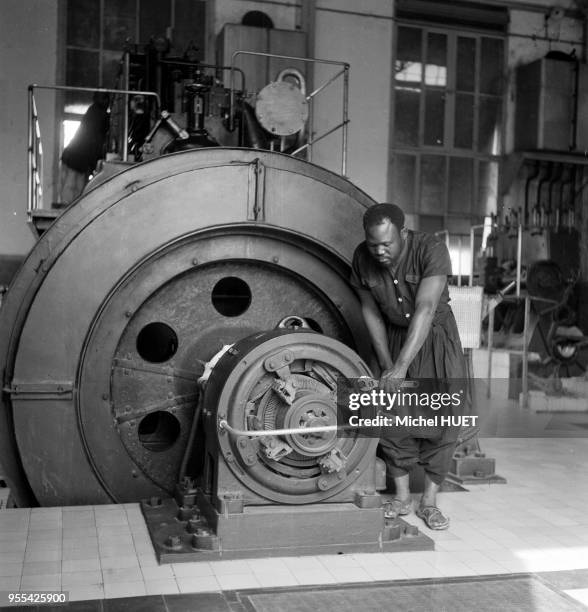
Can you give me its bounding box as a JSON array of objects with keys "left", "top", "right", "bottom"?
[
  {"left": 136, "top": 322, "right": 178, "bottom": 363},
  {"left": 211, "top": 276, "right": 252, "bottom": 317},
  {"left": 138, "top": 411, "right": 181, "bottom": 452}
]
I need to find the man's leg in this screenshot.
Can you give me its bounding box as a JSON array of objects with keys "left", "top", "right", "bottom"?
[
  {"left": 421, "top": 473, "right": 440, "bottom": 508},
  {"left": 379, "top": 437, "right": 419, "bottom": 518},
  {"left": 415, "top": 432, "right": 457, "bottom": 530},
  {"left": 392, "top": 473, "right": 411, "bottom": 502}
]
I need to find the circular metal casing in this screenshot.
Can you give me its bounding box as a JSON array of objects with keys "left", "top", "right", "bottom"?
[
  {"left": 0, "top": 148, "right": 375, "bottom": 506},
  {"left": 202, "top": 330, "right": 377, "bottom": 505}
]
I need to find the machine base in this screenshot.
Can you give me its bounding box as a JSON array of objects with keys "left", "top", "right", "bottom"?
[
  {"left": 448, "top": 473, "right": 508, "bottom": 486},
  {"left": 141, "top": 495, "right": 434, "bottom": 563}
]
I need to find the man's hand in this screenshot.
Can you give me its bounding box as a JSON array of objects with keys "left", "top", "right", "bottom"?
[{"left": 379, "top": 363, "right": 408, "bottom": 394}]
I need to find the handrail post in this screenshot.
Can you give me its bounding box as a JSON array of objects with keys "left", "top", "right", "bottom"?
[
  {"left": 516, "top": 223, "right": 523, "bottom": 297},
  {"left": 122, "top": 52, "right": 130, "bottom": 162},
  {"left": 26, "top": 84, "right": 161, "bottom": 229},
  {"left": 27, "top": 86, "right": 33, "bottom": 222},
  {"left": 342, "top": 64, "right": 349, "bottom": 176},
  {"left": 229, "top": 50, "right": 349, "bottom": 173}
]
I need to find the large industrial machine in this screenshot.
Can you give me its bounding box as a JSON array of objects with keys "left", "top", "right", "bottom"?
[
  {"left": 1, "top": 29, "right": 493, "bottom": 558},
  {"left": 0, "top": 147, "right": 436, "bottom": 556}
]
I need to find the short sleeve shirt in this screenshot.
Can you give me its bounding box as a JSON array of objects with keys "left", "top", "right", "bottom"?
[{"left": 350, "top": 230, "right": 452, "bottom": 328}]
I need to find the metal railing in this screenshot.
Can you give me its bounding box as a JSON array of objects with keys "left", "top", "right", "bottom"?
[
  {"left": 27, "top": 84, "right": 161, "bottom": 221},
  {"left": 228, "top": 51, "right": 350, "bottom": 176}
]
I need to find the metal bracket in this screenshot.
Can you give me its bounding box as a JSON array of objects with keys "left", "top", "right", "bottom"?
[
  {"left": 247, "top": 158, "right": 266, "bottom": 221},
  {"left": 6, "top": 381, "right": 74, "bottom": 400},
  {"left": 263, "top": 350, "right": 294, "bottom": 373}
]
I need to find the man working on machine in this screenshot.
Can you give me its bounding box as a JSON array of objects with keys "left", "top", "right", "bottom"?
[{"left": 350, "top": 203, "right": 466, "bottom": 530}]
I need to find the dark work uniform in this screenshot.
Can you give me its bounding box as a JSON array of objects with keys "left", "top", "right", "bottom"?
[
  {"left": 350, "top": 230, "right": 467, "bottom": 485},
  {"left": 61, "top": 103, "right": 110, "bottom": 175}
]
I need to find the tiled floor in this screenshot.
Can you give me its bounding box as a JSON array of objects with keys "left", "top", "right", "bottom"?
[{"left": 1, "top": 400, "right": 588, "bottom": 609}]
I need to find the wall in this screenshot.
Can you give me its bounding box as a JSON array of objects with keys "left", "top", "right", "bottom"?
[
  {"left": 0, "top": 0, "right": 60, "bottom": 256},
  {"left": 312, "top": 0, "right": 393, "bottom": 201},
  {"left": 207, "top": 0, "right": 301, "bottom": 63},
  {"left": 505, "top": 6, "right": 584, "bottom": 153}
]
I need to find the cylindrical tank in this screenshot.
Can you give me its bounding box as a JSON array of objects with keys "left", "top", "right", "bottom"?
[{"left": 0, "top": 148, "right": 376, "bottom": 507}]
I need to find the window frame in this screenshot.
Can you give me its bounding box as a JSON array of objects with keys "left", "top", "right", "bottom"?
[{"left": 389, "top": 20, "right": 506, "bottom": 233}]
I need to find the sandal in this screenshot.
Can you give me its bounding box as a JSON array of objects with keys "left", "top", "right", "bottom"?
[
  {"left": 416, "top": 505, "right": 450, "bottom": 530},
  {"left": 383, "top": 498, "right": 412, "bottom": 519}
]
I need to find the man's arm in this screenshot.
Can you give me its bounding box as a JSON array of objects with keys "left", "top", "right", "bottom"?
[
  {"left": 380, "top": 274, "right": 446, "bottom": 391},
  {"left": 357, "top": 287, "right": 394, "bottom": 371}
]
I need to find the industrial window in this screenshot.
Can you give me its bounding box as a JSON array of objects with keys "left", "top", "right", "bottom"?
[
  {"left": 63, "top": 0, "right": 206, "bottom": 142},
  {"left": 389, "top": 12, "right": 505, "bottom": 277}
]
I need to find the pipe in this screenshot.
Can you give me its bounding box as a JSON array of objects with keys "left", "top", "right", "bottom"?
[
  {"left": 516, "top": 223, "right": 523, "bottom": 297},
  {"left": 469, "top": 224, "right": 485, "bottom": 287},
  {"left": 457, "top": 236, "right": 463, "bottom": 287},
  {"left": 521, "top": 295, "right": 531, "bottom": 409},
  {"left": 219, "top": 419, "right": 350, "bottom": 437}
]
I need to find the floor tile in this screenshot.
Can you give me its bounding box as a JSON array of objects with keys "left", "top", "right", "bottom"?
[
  {"left": 289, "top": 568, "right": 337, "bottom": 585},
  {"left": 210, "top": 560, "right": 251, "bottom": 575},
  {"left": 61, "top": 570, "right": 103, "bottom": 587},
  {"left": 0, "top": 575, "right": 22, "bottom": 589},
  {"left": 145, "top": 579, "right": 180, "bottom": 595},
  {"left": 102, "top": 567, "right": 143, "bottom": 584},
  {"left": 140, "top": 564, "right": 175, "bottom": 581},
  {"left": 19, "top": 573, "right": 61, "bottom": 589},
  {"left": 62, "top": 558, "right": 101, "bottom": 573},
  {"left": 103, "top": 581, "right": 146, "bottom": 599},
  {"left": 22, "top": 560, "right": 62, "bottom": 575},
  {"left": 0, "top": 563, "right": 22, "bottom": 578},
  {"left": 215, "top": 573, "right": 261, "bottom": 590},
  {"left": 175, "top": 575, "right": 221, "bottom": 593},
  {"left": 253, "top": 570, "right": 299, "bottom": 588},
  {"left": 327, "top": 566, "right": 374, "bottom": 583},
  {"left": 172, "top": 562, "right": 214, "bottom": 578},
  {"left": 100, "top": 556, "right": 140, "bottom": 571}
]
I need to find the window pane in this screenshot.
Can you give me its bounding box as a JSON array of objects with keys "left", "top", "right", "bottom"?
[
  {"left": 477, "top": 161, "right": 499, "bottom": 216},
  {"left": 67, "top": 0, "right": 100, "bottom": 48},
  {"left": 396, "top": 26, "right": 422, "bottom": 84},
  {"left": 390, "top": 154, "right": 416, "bottom": 213},
  {"left": 424, "top": 90, "right": 444, "bottom": 146},
  {"left": 104, "top": 0, "right": 136, "bottom": 51},
  {"left": 174, "top": 0, "right": 206, "bottom": 59},
  {"left": 420, "top": 155, "right": 446, "bottom": 214},
  {"left": 456, "top": 37, "right": 476, "bottom": 92},
  {"left": 454, "top": 93, "right": 474, "bottom": 149},
  {"left": 448, "top": 157, "right": 473, "bottom": 213},
  {"left": 102, "top": 51, "right": 123, "bottom": 89},
  {"left": 396, "top": 26, "right": 422, "bottom": 63},
  {"left": 480, "top": 38, "right": 503, "bottom": 95},
  {"left": 66, "top": 49, "right": 100, "bottom": 86},
  {"left": 478, "top": 96, "right": 501, "bottom": 154},
  {"left": 448, "top": 232, "right": 470, "bottom": 277},
  {"left": 419, "top": 215, "right": 444, "bottom": 233},
  {"left": 426, "top": 33, "right": 447, "bottom": 86},
  {"left": 395, "top": 89, "right": 420, "bottom": 147},
  {"left": 140, "top": 0, "right": 171, "bottom": 43},
  {"left": 65, "top": 49, "right": 99, "bottom": 106}
]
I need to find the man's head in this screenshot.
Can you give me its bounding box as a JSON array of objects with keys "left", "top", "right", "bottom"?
[
  {"left": 363, "top": 203, "right": 408, "bottom": 266},
  {"left": 92, "top": 91, "right": 110, "bottom": 109}
]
